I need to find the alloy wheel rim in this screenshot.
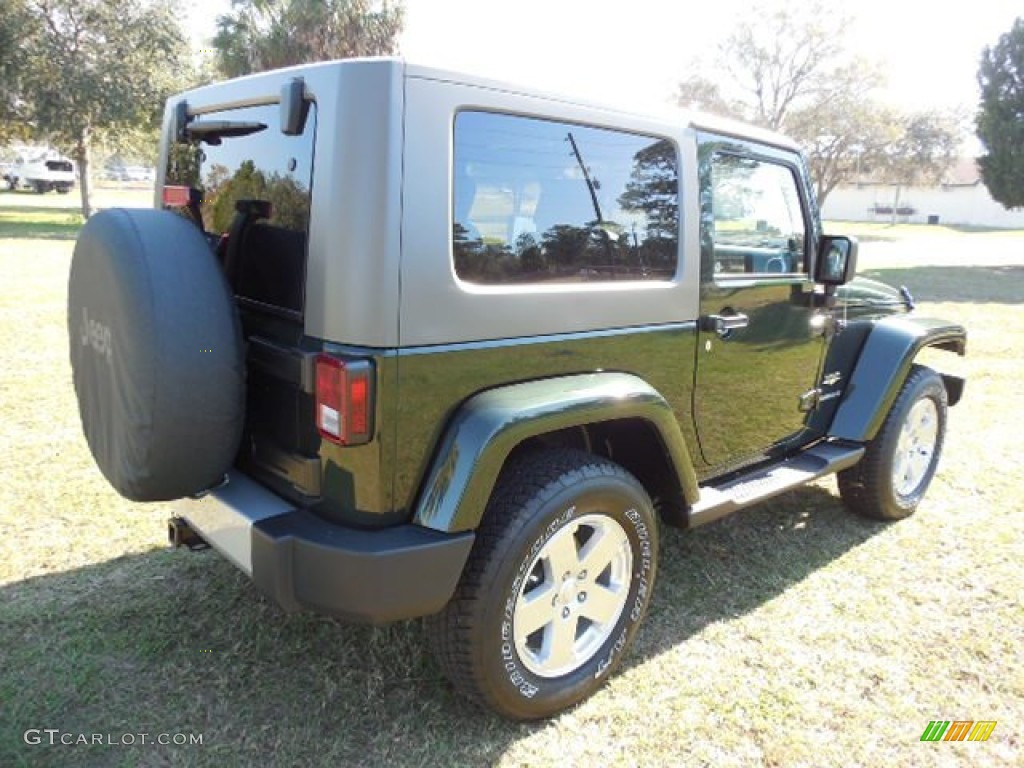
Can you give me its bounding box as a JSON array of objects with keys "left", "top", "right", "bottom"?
[
  {"left": 513, "top": 513, "right": 633, "bottom": 678},
  {"left": 892, "top": 398, "right": 939, "bottom": 498}
]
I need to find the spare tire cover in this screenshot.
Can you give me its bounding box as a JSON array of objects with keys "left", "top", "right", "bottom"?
[{"left": 68, "top": 208, "right": 245, "bottom": 501}]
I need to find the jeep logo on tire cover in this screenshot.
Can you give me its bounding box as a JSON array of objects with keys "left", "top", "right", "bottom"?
[{"left": 80, "top": 307, "right": 112, "bottom": 364}]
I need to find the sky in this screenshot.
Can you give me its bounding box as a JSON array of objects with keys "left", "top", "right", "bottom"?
[{"left": 185, "top": 0, "right": 1021, "bottom": 116}]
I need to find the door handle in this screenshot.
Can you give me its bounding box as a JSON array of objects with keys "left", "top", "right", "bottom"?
[{"left": 700, "top": 312, "right": 750, "bottom": 337}]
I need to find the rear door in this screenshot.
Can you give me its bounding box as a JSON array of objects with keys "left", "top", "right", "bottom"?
[
  {"left": 693, "top": 134, "right": 827, "bottom": 469},
  {"left": 163, "top": 98, "right": 322, "bottom": 500}
]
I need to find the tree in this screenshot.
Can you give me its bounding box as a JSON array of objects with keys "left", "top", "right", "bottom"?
[
  {"left": 977, "top": 17, "right": 1024, "bottom": 209},
  {"left": 785, "top": 79, "right": 902, "bottom": 207},
  {"left": 0, "top": 0, "right": 37, "bottom": 144},
  {"left": 876, "top": 111, "right": 962, "bottom": 224},
  {"left": 213, "top": 0, "right": 405, "bottom": 78},
  {"left": 675, "top": 76, "right": 743, "bottom": 121},
  {"left": 678, "top": 1, "right": 855, "bottom": 131},
  {"left": 619, "top": 139, "right": 679, "bottom": 274},
  {"left": 541, "top": 224, "right": 590, "bottom": 274},
  {"left": 619, "top": 139, "right": 679, "bottom": 241},
  {"left": 675, "top": 0, "right": 910, "bottom": 208},
  {"left": 22, "top": 0, "right": 191, "bottom": 217},
  {"left": 202, "top": 159, "right": 311, "bottom": 232}
]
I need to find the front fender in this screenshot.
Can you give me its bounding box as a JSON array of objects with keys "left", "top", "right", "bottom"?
[
  {"left": 829, "top": 315, "right": 966, "bottom": 443},
  {"left": 412, "top": 372, "right": 698, "bottom": 533}
]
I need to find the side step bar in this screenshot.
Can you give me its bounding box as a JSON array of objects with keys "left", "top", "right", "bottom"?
[{"left": 688, "top": 442, "right": 865, "bottom": 528}]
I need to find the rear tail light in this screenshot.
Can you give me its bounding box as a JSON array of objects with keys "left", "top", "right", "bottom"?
[
  {"left": 315, "top": 355, "right": 373, "bottom": 445},
  {"left": 162, "top": 185, "right": 192, "bottom": 207}
]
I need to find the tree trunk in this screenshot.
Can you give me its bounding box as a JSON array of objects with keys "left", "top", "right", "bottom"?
[
  {"left": 818, "top": 182, "right": 832, "bottom": 210},
  {"left": 890, "top": 184, "right": 902, "bottom": 227},
  {"left": 74, "top": 127, "right": 93, "bottom": 219}
]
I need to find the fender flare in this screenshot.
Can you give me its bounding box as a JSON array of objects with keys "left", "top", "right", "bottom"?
[
  {"left": 412, "top": 372, "right": 699, "bottom": 533},
  {"left": 829, "top": 315, "right": 966, "bottom": 443}
]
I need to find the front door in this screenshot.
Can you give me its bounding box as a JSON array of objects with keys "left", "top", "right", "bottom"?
[{"left": 693, "top": 135, "right": 827, "bottom": 469}]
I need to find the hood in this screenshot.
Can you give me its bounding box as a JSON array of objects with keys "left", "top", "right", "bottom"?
[{"left": 835, "top": 276, "right": 911, "bottom": 317}]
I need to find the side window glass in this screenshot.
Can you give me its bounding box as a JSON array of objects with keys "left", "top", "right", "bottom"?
[
  {"left": 452, "top": 112, "right": 679, "bottom": 285},
  {"left": 709, "top": 154, "right": 807, "bottom": 276}
]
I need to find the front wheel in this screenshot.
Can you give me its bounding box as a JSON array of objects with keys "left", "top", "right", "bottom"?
[
  {"left": 428, "top": 449, "right": 658, "bottom": 720},
  {"left": 839, "top": 365, "right": 948, "bottom": 520}
]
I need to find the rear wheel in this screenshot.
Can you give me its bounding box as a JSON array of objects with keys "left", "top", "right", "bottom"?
[
  {"left": 838, "top": 365, "right": 948, "bottom": 520},
  {"left": 428, "top": 449, "right": 658, "bottom": 720}
]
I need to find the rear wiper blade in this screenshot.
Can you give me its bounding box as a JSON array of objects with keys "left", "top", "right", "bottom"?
[{"left": 184, "top": 120, "right": 267, "bottom": 145}]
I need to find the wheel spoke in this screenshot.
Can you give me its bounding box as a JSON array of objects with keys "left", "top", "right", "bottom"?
[
  {"left": 543, "top": 527, "right": 580, "bottom": 579},
  {"left": 896, "top": 428, "right": 911, "bottom": 455},
  {"left": 915, "top": 412, "right": 931, "bottom": 435},
  {"left": 893, "top": 449, "right": 909, "bottom": 487},
  {"left": 515, "top": 583, "right": 556, "bottom": 641},
  {"left": 579, "top": 583, "right": 623, "bottom": 626},
  {"left": 910, "top": 445, "right": 933, "bottom": 479},
  {"left": 577, "top": 525, "right": 623, "bottom": 577},
  {"left": 542, "top": 612, "right": 578, "bottom": 671}
]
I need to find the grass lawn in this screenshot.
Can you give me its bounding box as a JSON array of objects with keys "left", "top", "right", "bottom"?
[
  {"left": 1, "top": 198, "right": 1021, "bottom": 767},
  {"left": 0, "top": 205, "right": 84, "bottom": 240}
]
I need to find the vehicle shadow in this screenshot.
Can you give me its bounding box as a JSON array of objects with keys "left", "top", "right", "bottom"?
[
  {"left": 862, "top": 265, "right": 1024, "bottom": 304},
  {"left": 0, "top": 485, "right": 882, "bottom": 767},
  {"left": 639, "top": 484, "right": 880, "bottom": 657}
]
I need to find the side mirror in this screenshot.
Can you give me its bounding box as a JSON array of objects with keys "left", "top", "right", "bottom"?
[{"left": 815, "top": 235, "right": 858, "bottom": 286}]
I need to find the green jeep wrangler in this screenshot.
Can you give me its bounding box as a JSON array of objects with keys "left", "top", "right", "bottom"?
[{"left": 68, "top": 58, "right": 966, "bottom": 720}]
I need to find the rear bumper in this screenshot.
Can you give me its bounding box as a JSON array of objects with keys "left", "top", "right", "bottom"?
[{"left": 173, "top": 472, "right": 474, "bottom": 624}]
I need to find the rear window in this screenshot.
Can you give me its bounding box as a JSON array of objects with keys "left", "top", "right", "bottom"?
[{"left": 164, "top": 101, "right": 317, "bottom": 315}]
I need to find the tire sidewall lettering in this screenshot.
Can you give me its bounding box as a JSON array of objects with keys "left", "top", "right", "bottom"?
[
  {"left": 625, "top": 507, "right": 653, "bottom": 622},
  {"left": 499, "top": 504, "right": 576, "bottom": 698}
]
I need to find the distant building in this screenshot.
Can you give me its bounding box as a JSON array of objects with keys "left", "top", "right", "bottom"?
[{"left": 822, "top": 158, "right": 1024, "bottom": 229}]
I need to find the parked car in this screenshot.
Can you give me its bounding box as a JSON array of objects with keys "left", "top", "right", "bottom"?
[
  {"left": 123, "top": 166, "right": 155, "bottom": 183},
  {"left": 4, "top": 150, "right": 75, "bottom": 193},
  {"left": 67, "top": 58, "right": 966, "bottom": 720}
]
